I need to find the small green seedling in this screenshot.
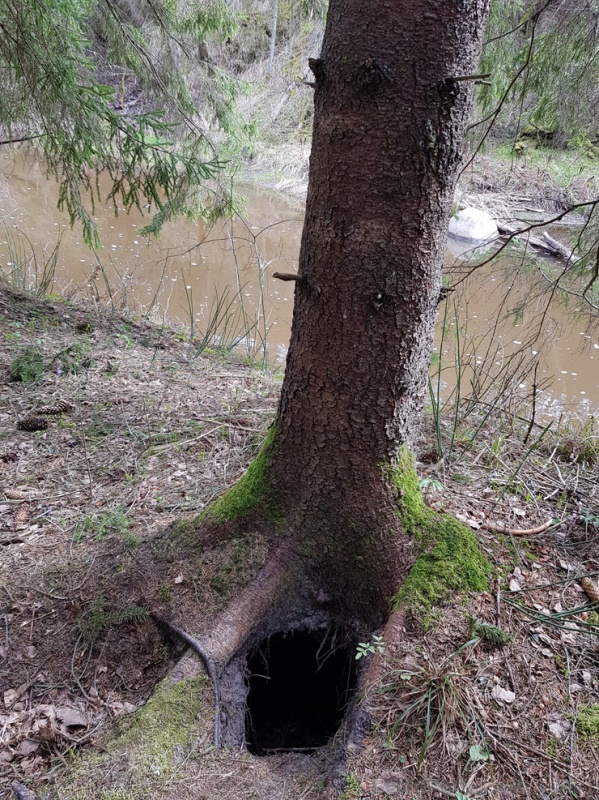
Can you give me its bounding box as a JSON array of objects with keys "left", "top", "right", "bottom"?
[
  {"left": 356, "top": 634, "right": 385, "bottom": 660},
  {"left": 470, "top": 618, "right": 512, "bottom": 646},
  {"left": 9, "top": 345, "right": 44, "bottom": 382},
  {"left": 419, "top": 477, "right": 444, "bottom": 493}
]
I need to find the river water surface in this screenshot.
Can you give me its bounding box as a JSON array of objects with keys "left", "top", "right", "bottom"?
[{"left": 1, "top": 152, "right": 598, "bottom": 419}]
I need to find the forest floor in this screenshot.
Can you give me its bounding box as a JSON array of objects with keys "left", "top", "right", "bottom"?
[{"left": 1, "top": 283, "right": 599, "bottom": 800}]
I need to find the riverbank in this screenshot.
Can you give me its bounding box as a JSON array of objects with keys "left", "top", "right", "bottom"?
[
  {"left": 1, "top": 284, "right": 598, "bottom": 799},
  {"left": 244, "top": 136, "right": 599, "bottom": 217}
]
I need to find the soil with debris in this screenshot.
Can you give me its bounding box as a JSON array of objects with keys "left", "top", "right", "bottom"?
[{"left": 1, "top": 284, "right": 598, "bottom": 800}]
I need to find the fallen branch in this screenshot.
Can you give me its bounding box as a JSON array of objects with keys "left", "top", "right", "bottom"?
[
  {"left": 481, "top": 518, "right": 555, "bottom": 536},
  {"left": 496, "top": 222, "right": 574, "bottom": 260},
  {"left": 422, "top": 497, "right": 556, "bottom": 537}
]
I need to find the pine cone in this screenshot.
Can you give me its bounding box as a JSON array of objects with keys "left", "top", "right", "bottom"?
[
  {"left": 1, "top": 451, "right": 18, "bottom": 463},
  {"left": 580, "top": 577, "right": 599, "bottom": 604},
  {"left": 35, "top": 399, "right": 74, "bottom": 415},
  {"left": 13, "top": 504, "right": 31, "bottom": 530},
  {"left": 4, "top": 489, "right": 36, "bottom": 500},
  {"left": 17, "top": 416, "right": 49, "bottom": 432}
]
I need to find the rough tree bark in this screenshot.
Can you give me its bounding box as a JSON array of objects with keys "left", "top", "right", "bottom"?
[{"left": 162, "top": 0, "right": 491, "bottom": 750}]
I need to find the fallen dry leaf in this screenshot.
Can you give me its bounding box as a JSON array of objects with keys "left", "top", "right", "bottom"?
[
  {"left": 19, "top": 755, "right": 45, "bottom": 775},
  {"left": 16, "top": 740, "right": 39, "bottom": 757},
  {"left": 491, "top": 685, "right": 516, "bottom": 704},
  {"left": 547, "top": 712, "right": 572, "bottom": 741},
  {"left": 56, "top": 706, "right": 88, "bottom": 729},
  {"left": 3, "top": 689, "right": 19, "bottom": 708},
  {"left": 375, "top": 770, "right": 405, "bottom": 796}
]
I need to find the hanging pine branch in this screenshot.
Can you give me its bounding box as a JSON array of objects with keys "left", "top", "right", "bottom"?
[{"left": 0, "top": 0, "right": 249, "bottom": 245}]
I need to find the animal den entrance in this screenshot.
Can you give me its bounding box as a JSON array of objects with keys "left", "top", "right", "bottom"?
[{"left": 245, "top": 629, "right": 358, "bottom": 755}]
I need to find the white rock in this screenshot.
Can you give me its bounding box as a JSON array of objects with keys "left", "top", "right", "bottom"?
[
  {"left": 449, "top": 207, "right": 498, "bottom": 242},
  {"left": 548, "top": 718, "right": 571, "bottom": 740}
]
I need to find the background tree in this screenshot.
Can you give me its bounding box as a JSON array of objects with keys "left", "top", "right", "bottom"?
[
  {"left": 480, "top": 0, "right": 599, "bottom": 147},
  {"left": 452, "top": 0, "right": 599, "bottom": 354}
]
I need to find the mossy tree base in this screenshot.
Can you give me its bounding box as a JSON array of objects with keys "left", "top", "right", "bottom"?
[
  {"left": 391, "top": 447, "right": 490, "bottom": 620},
  {"left": 144, "top": 441, "right": 491, "bottom": 755}
]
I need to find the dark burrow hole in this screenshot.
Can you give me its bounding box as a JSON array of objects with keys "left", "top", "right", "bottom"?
[{"left": 245, "top": 629, "right": 358, "bottom": 755}]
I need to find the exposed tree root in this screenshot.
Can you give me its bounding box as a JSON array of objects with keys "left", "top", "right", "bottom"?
[
  {"left": 153, "top": 502, "right": 486, "bottom": 765},
  {"left": 343, "top": 608, "right": 406, "bottom": 754},
  {"left": 151, "top": 612, "right": 223, "bottom": 746},
  {"left": 201, "top": 542, "right": 300, "bottom": 667},
  {"left": 150, "top": 529, "right": 399, "bottom": 761},
  {"left": 153, "top": 541, "right": 302, "bottom": 748}
]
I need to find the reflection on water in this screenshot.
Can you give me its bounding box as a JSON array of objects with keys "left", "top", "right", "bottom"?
[
  {"left": 444, "top": 235, "right": 599, "bottom": 420},
  {"left": 1, "top": 151, "right": 598, "bottom": 417}
]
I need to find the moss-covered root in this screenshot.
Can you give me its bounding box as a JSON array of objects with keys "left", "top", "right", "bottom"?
[
  {"left": 389, "top": 447, "right": 490, "bottom": 621},
  {"left": 55, "top": 675, "right": 209, "bottom": 800},
  {"left": 202, "top": 422, "right": 284, "bottom": 525}
]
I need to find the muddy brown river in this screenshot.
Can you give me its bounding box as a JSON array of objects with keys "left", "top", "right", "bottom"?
[{"left": 1, "top": 152, "right": 598, "bottom": 418}]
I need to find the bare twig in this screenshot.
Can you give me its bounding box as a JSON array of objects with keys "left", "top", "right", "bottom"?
[{"left": 482, "top": 518, "right": 555, "bottom": 536}]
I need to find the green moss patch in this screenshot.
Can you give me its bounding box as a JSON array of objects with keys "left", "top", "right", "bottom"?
[
  {"left": 203, "top": 422, "right": 283, "bottom": 524},
  {"left": 575, "top": 704, "right": 599, "bottom": 744},
  {"left": 56, "top": 676, "right": 209, "bottom": 800},
  {"left": 392, "top": 514, "right": 490, "bottom": 616},
  {"left": 389, "top": 448, "right": 490, "bottom": 617}
]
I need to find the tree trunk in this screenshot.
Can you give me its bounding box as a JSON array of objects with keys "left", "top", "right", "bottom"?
[
  {"left": 160, "top": 0, "right": 490, "bottom": 753},
  {"left": 267, "top": 0, "right": 278, "bottom": 74},
  {"left": 268, "top": 0, "right": 490, "bottom": 622}
]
